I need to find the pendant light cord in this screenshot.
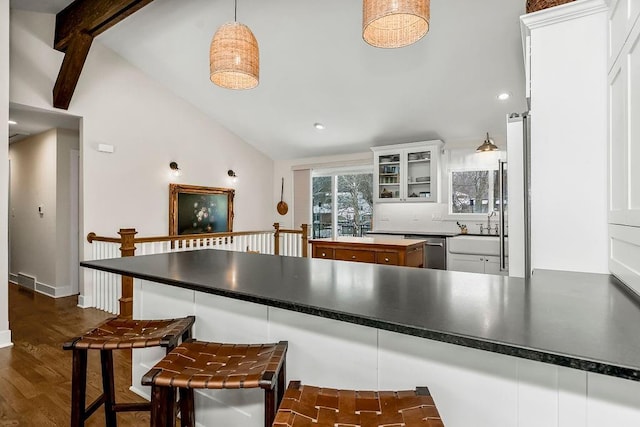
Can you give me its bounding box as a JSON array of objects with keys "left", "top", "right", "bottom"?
[{"left": 234, "top": 0, "right": 237, "bottom": 22}]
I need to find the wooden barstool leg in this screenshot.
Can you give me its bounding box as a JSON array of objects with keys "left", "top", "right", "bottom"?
[
  {"left": 100, "top": 350, "right": 117, "bottom": 427},
  {"left": 277, "top": 360, "right": 286, "bottom": 408},
  {"left": 178, "top": 388, "right": 195, "bottom": 427},
  {"left": 151, "top": 385, "right": 176, "bottom": 427},
  {"left": 181, "top": 328, "right": 192, "bottom": 343},
  {"left": 264, "top": 387, "right": 276, "bottom": 427},
  {"left": 70, "top": 349, "right": 88, "bottom": 427}
]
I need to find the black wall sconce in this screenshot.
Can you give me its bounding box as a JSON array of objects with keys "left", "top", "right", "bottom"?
[
  {"left": 228, "top": 169, "right": 238, "bottom": 183},
  {"left": 169, "top": 161, "right": 182, "bottom": 177}
]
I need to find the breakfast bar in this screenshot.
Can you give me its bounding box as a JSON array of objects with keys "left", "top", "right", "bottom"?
[{"left": 81, "top": 250, "right": 640, "bottom": 426}]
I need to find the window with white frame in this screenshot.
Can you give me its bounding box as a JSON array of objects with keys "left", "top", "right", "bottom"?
[
  {"left": 445, "top": 147, "right": 506, "bottom": 216},
  {"left": 450, "top": 169, "right": 504, "bottom": 214},
  {"left": 312, "top": 168, "right": 373, "bottom": 239}
]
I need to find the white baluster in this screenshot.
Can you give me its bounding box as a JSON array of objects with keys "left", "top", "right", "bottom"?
[
  {"left": 99, "top": 243, "right": 105, "bottom": 310},
  {"left": 116, "top": 275, "right": 122, "bottom": 315},
  {"left": 107, "top": 244, "right": 112, "bottom": 312},
  {"left": 92, "top": 244, "right": 98, "bottom": 310}
]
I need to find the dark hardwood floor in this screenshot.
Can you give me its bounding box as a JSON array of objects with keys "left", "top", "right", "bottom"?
[{"left": 0, "top": 283, "right": 151, "bottom": 426}]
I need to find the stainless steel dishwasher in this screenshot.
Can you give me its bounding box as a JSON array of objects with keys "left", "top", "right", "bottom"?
[{"left": 405, "top": 235, "right": 447, "bottom": 269}]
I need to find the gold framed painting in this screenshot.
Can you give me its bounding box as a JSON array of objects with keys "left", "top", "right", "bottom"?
[{"left": 169, "top": 184, "right": 234, "bottom": 235}]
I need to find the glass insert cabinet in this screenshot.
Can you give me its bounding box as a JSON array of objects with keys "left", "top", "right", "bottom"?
[{"left": 371, "top": 140, "right": 443, "bottom": 203}]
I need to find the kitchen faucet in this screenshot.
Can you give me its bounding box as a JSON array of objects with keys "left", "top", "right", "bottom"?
[
  {"left": 477, "top": 211, "right": 498, "bottom": 234},
  {"left": 487, "top": 211, "right": 496, "bottom": 234}
]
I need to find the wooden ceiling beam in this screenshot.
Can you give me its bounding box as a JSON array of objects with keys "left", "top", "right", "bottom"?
[
  {"left": 53, "top": 0, "right": 155, "bottom": 109},
  {"left": 55, "top": 0, "right": 154, "bottom": 52},
  {"left": 53, "top": 32, "right": 93, "bottom": 110}
]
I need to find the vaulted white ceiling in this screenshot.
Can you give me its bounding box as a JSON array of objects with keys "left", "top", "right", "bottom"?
[{"left": 10, "top": 0, "right": 527, "bottom": 159}]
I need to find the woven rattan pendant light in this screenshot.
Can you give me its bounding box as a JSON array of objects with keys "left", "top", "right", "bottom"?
[
  {"left": 210, "top": 0, "right": 259, "bottom": 89},
  {"left": 363, "top": 0, "right": 430, "bottom": 48}
]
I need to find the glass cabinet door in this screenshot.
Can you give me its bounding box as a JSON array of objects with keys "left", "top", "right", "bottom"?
[
  {"left": 376, "top": 152, "right": 402, "bottom": 201},
  {"left": 372, "top": 141, "right": 441, "bottom": 203},
  {"left": 405, "top": 149, "right": 433, "bottom": 201}
]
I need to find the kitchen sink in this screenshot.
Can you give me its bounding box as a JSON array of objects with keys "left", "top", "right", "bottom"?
[{"left": 448, "top": 235, "right": 502, "bottom": 256}]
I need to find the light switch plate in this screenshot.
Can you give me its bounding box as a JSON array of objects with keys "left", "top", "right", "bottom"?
[{"left": 98, "top": 143, "right": 115, "bottom": 153}]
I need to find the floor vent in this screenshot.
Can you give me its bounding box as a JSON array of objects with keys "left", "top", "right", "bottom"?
[{"left": 17, "top": 273, "right": 36, "bottom": 290}]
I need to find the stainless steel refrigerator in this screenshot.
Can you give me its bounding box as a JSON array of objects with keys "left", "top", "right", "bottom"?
[{"left": 506, "top": 112, "right": 531, "bottom": 278}]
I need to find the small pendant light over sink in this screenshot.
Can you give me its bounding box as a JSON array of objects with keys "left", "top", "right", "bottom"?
[
  {"left": 210, "top": 0, "right": 259, "bottom": 90},
  {"left": 363, "top": 0, "right": 430, "bottom": 48},
  {"left": 476, "top": 133, "right": 499, "bottom": 152}
]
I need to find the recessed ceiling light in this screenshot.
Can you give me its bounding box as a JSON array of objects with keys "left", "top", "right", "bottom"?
[
  {"left": 8, "top": 120, "right": 17, "bottom": 125},
  {"left": 497, "top": 92, "right": 510, "bottom": 101},
  {"left": 314, "top": 123, "right": 325, "bottom": 130}
]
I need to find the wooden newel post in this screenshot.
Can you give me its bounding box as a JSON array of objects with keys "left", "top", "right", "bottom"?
[
  {"left": 301, "top": 224, "right": 309, "bottom": 258},
  {"left": 273, "top": 223, "right": 280, "bottom": 256},
  {"left": 118, "top": 228, "right": 137, "bottom": 319}
]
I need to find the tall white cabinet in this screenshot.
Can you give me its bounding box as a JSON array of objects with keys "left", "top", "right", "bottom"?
[
  {"left": 521, "top": 0, "right": 609, "bottom": 274},
  {"left": 608, "top": 0, "right": 640, "bottom": 295}
]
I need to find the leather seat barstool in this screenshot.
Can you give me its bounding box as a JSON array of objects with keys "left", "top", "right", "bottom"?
[
  {"left": 273, "top": 381, "right": 445, "bottom": 427},
  {"left": 141, "top": 339, "right": 288, "bottom": 427},
  {"left": 63, "top": 315, "right": 195, "bottom": 426}
]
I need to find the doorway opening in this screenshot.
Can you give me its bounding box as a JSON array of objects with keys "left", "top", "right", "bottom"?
[{"left": 8, "top": 103, "right": 82, "bottom": 298}]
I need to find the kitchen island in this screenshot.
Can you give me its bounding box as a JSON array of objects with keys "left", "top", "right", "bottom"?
[
  {"left": 81, "top": 250, "right": 640, "bottom": 426},
  {"left": 309, "top": 236, "right": 425, "bottom": 267}
]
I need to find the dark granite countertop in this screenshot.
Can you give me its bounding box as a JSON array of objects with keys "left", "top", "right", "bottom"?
[
  {"left": 81, "top": 250, "right": 640, "bottom": 381},
  {"left": 368, "top": 230, "right": 460, "bottom": 237},
  {"left": 368, "top": 231, "right": 507, "bottom": 238}
]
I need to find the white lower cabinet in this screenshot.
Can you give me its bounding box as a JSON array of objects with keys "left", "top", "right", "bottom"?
[
  {"left": 484, "top": 256, "right": 502, "bottom": 275},
  {"left": 448, "top": 253, "right": 504, "bottom": 275}
]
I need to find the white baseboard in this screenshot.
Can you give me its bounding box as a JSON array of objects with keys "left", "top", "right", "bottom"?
[
  {"left": 25, "top": 282, "right": 76, "bottom": 299},
  {"left": 129, "top": 385, "right": 150, "bottom": 401},
  {"left": 0, "top": 329, "right": 13, "bottom": 348},
  {"left": 35, "top": 281, "right": 56, "bottom": 297},
  {"left": 52, "top": 285, "right": 74, "bottom": 298},
  {"left": 77, "top": 294, "right": 92, "bottom": 308},
  {"left": 10, "top": 272, "right": 77, "bottom": 299}
]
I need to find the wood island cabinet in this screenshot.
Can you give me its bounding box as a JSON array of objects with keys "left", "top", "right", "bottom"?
[{"left": 310, "top": 237, "right": 425, "bottom": 268}]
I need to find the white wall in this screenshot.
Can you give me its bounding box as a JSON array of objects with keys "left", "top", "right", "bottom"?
[
  {"left": 9, "top": 129, "right": 58, "bottom": 290},
  {"left": 0, "top": 0, "right": 11, "bottom": 348},
  {"left": 523, "top": 2, "right": 609, "bottom": 274},
  {"left": 9, "top": 10, "right": 274, "bottom": 305}
]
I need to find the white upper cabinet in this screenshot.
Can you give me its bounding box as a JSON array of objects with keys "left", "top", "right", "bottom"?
[
  {"left": 371, "top": 141, "right": 442, "bottom": 203},
  {"left": 521, "top": 0, "right": 610, "bottom": 274},
  {"left": 609, "top": 0, "right": 640, "bottom": 66},
  {"left": 609, "top": 3, "right": 640, "bottom": 227},
  {"left": 609, "top": 0, "right": 640, "bottom": 296}
]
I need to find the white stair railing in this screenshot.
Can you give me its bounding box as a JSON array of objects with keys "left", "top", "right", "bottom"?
[
  {"left": 90, "top": 240, "right": 121, "bottom": 314},
  {"left": 86, "top": 224, "right": 309, "bottom": 315}
]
